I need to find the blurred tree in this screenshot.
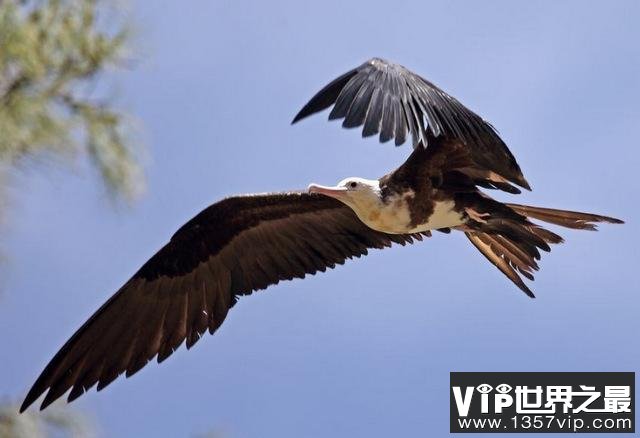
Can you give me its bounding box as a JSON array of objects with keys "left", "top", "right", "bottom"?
[
  {"left": 0, "top": 0, "right": 143, "bottom": 204},
  {"left": 0, "top": 0, "right": 139, "bottom": 432},
  {"left": 0, "top": 401, "right": 94, "bottom": 437}
]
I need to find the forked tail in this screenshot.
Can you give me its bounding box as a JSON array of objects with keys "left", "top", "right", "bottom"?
[{"left": 463, "top": 203, "right": 623, "bottom": 297}]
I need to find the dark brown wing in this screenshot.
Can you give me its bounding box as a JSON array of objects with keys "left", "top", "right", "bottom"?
[
  {"left": 292, "top": 58, "right": 529, "bottom": 189},
  {"left": 22, "top": 192, "right": 426, "bottom": 411},
  {"left": 385, "top": 136, "right": 526, "bottom": 195}
]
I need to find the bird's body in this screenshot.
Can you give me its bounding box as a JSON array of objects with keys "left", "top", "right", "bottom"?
[
  {"left": 20, "top": 58, "right": 623, "bottom": 412},
  {"left": 360, "top": 194, "right": 463, "bottom": 234},
  {"left": 309, "top": 165, "right": 467, "bottom": 235}
]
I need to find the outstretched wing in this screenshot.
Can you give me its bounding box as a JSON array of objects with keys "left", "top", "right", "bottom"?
[
  {"left": 292, "top": 57, "right": 529, "bottom": 190},
  {"left": 22, "top": 193, "right": 426, "bottom": 411}
]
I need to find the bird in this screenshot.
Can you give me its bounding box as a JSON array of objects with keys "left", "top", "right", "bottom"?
[{"left": 21, "top": 57, "right": 622, "bottom": 412}]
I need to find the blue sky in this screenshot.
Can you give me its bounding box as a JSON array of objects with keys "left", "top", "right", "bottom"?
[{"left": 1, "top": 1, "right": 638, "bottom": 436}]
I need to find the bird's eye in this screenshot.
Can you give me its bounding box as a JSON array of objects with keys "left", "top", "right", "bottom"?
[{"left": 348, "top": 181, "right": 358, "bottom": 189}]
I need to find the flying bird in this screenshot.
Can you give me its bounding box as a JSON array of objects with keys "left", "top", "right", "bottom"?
[{"left": 21, "top": 58, "right": 622, "bottom": 412}]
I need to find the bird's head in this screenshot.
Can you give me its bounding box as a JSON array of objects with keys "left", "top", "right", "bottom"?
[{"left": 308, "top": 177, "right": 383, "bottom": 214}]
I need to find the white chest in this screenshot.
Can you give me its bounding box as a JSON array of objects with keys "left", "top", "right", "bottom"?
[
  {"left": 414, "top": 200, "right": 465, "bottom": 232},
  {"left": 353, "top": 192, "right": 465, "bottom": 234}
]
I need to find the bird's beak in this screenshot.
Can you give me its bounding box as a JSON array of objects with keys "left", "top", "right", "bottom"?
[{"left": 308, "top": 183, "right": 347, "bottom": 199}]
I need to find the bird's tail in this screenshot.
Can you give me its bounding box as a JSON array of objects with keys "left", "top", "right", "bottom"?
[{"left": 462, "top": 202, "right": 623, "bottom": 297}]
